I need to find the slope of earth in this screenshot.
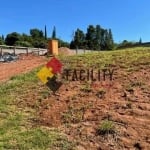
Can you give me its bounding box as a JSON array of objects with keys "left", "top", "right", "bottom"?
[{"left": 0, "top": 47, "right": 150, "bottom": 150}]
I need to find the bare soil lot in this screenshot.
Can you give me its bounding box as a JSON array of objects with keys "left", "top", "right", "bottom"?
[
  {"left": 0, "top": 48, "right": 150, "bottom": 149},
  {"left": 0, "top": 54, "right": 47, "bottom": 82}
]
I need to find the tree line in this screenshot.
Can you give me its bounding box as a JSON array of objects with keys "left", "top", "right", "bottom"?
[
  {"left": 0, "top": 26, "right": 69, "bottom": 48},
  {"left": 0, "top": 25, "right": 144, "bottom": 50},
  {"left": 0, "top": 24, "right": 118, "bottom": 50},
  {"left": 70, "top": 25, "right": 114, "bottom": 50}
]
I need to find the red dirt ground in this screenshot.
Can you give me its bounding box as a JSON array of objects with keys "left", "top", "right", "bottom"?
[
  {"left": 37, "top": 68, "right": 150, "bottom": 150},
  {"left": 0, "top": 48, "right": 75, "bottom": 82},
  {"left": 16, "top": 60, "right": 150, "bottom": 150},
  {"left": 0, "top": 54, "right": 47, "bottom": 82},
  {"left": 1, "top": 51, "right": 150, "bottom": 149}
]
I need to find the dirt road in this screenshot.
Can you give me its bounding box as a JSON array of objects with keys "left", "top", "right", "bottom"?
[{"left": 0, "top": 54, "right": 47, "bottom": 82}]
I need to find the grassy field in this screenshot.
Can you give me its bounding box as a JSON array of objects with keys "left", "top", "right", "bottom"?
[
  {"left": 0, "top": 68, "right": 75, "bottom": 150},
  {"left": 0, "top": 47, "right": 150, "bottom": 149}
]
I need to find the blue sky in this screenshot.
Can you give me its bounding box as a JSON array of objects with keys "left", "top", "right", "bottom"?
[{"left": 1, "top": 0, "right": 150, "bottom": 43}]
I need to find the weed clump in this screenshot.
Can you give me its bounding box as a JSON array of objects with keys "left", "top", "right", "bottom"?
[{"left": 97, "top": 120, "right": 116, "bottom": 135}]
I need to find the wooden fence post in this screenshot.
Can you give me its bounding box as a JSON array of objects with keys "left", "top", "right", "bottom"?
[
  {"left": 38, "top": 48, "right": 40, "bottom": 56},
  {"left": 26, "top": 48, "right": 28, "bottom": 56},
  {"left": 0, "top": 47, "right": 2, "bottom": 55},
  {"left": 13, "top": 46, "right": 16, "bottom": 55},
  {"left": 76, "top": 48, "right": 78, "bottom": 54}
]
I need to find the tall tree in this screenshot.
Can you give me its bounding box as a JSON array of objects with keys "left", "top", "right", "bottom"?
[
  {"left": 104, "top": 29, "right": 110, "bottom": 50},
  {"left": 95, "top": 25, "right": 101, "bottom": 50},
  {"left": 74, "top": 28, "right": 85, "bottom": 49},
  {"left": 70, "top": 25, "right": 114, "bottom": 50},
  {"left": 139, "top": 37, "right": 142, "bottom": 44},
  {"left": 2, "top": 35, "right": 4, "bottom": 41},
  {"left": 70, "top": 29, "right": 85, "bottom": 49},
  {"left": 21, "top": 33, "right": 32, "bottom": 42},
  {"left": 30, "top": 28, "right": 46, "bottom": 48},
  {"left": 99, "top": 28, "right": 106, "bottom": 50},
  {"left": 0, "top": 35, "right": 4, "bottom": 45},
  {"left": 52, "top": 26, "right": 56, "bottom": 39},
  {"left": 44, "top": 25, "right": 47, "bottom": 40},
  {"left": 30, "top": 28, "right": 44, "bottom": 39},
  {"left": 107, "top": 29, "right": 114, "bottom": 50},
  {"left": 5, "top": 32, "right": 21, "bottom": 46},
  {"left": 86, "top": 25, "right": 96, "bottom": 50}
]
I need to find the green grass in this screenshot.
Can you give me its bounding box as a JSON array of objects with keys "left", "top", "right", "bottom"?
[
  {"left": 0, "top": 127, "right": 74, "bottom": 150},
  {"left": 0, "top": 68, "right": 74, "bottom": 150},
  {"left": 0, "top": 46, "right": 150, "bottom": 149},
  {"left": 60, "top": 47, "right": 150, "bottom": 69},
  {"left": 62, "top": 108, "right": 84, "bottom": 124},
  {"left": 97, "top": 120, "right": 116, "bottom": 135}
]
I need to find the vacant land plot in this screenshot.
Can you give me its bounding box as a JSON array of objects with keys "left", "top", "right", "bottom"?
[
  {"left": 0, "top": 54, "right": 47, "bottom": 82},
  {"left": 0, "top": 47, "right": 150, "bottom": 149}
]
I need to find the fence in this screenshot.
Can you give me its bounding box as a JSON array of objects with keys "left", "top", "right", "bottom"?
[
  {"left": 0, "top": 45, "right": 48, "bottom": 56},
  {"left": 0, "top": 45, "right": 100, "bottom": 56},
  {"left": 71, "top": 49, "right": 100, "bottom": 55}
]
